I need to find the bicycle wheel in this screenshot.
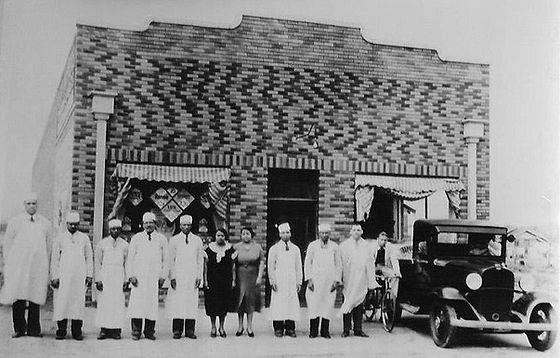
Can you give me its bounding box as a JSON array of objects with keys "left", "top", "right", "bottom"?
[
  {"left": 381, "top": 289, "right": 396, "bottom": 332},
  {"left": 363, "top": 290, "right": 377, "bottom": 322}
]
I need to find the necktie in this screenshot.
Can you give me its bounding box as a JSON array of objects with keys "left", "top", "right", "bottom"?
[
  {"left": 376, "top": 248, "right": 385, "bottom": 266},
  {"left": 185, "top": 233, "right": 189, "bottom": 244},
  {"left": 30, "top": 216, "right": 34, "bottom": 222},
  {"left": 285, "top": 241, "right": 289, "bottom": 251},
  {"left": 148, "top": 233, "right": 152, "bottom": 241}
]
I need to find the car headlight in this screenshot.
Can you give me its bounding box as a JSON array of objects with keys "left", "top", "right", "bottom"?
[
  {"left": 466, "top": 273, "right": 483, "bottom": 290},
  {"left": 518, "top": 274, "right": 536, "bottom": 292}
]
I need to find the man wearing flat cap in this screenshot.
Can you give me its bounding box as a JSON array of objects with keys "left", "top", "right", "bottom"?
[
  {"left": 126, "top": 212, "right": 169, "bottom": 340},
  {"left": 304, "top": 223, "right": 341, "bottom": 339},
  {"left": 0, "top": 193, "right": 51, "bottom": 338},
  {"left": 268, "top": 222, "right": 302, "bottom": 337},
  {"left": 51, "top": 212, "right": 94, "bottom": 340},
  {"left": 166, "top": 215, "right": 204, "bottom": 339},
  {"left": 94, "top": 219, "right": 128, "bottom": 340}
]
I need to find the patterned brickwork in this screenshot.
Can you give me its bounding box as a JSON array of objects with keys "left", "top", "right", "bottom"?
[{"left": 43, "top": 15, "right": 490, "bottom": 238}]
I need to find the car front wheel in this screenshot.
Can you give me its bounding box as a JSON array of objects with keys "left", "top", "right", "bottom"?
[
  {"left": 430, "top": 303, "right": 457, "bottom": 348},
  {"left": 526, "top": 304, "right": 556, "bottom": 351}
]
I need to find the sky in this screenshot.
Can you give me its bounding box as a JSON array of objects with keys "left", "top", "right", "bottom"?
[{"left": 0, "top": 0, "right": 558, "bottom": 234}]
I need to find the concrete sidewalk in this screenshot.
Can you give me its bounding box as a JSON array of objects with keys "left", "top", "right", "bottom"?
[{"left": 0, "top": 304, "right": 557, "bottom": 358}]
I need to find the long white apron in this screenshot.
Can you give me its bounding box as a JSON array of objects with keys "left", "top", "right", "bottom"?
[
  {"left": 95, "top": 243, "right": 126, "bottom": 328},
  {"left": 53, "top": 236, "right": 87, "bottom": 321},
  {"left": 339, "top": 240, "right": 372, "bottom": 315},
  {"left": 305, "top": 246, "right": 337, "bottom": 319},
  {"left": 0, "top": 218, "right": 49, "bottom": 305},
  {"left": 166, "top": 239, "right": 199, "bottom": 319},
  {"left": 269, "top": 249, "right": 300, "bottom": 321},
  {"left": 127, "top": 239, "right": 161, "bottom": 320}
]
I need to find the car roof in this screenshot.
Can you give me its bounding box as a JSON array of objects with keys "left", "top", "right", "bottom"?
[{"left": 413, "top": 219, "right": 508, "bottom": 235}]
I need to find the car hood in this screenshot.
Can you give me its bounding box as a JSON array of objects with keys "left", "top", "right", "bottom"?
[{"left": 433, "top": 257, "right": 506, "bottom": 274}]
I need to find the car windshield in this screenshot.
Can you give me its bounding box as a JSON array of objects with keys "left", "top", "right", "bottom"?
[{"left": 434, "top": 232, "right": 502, "bottom": 257}]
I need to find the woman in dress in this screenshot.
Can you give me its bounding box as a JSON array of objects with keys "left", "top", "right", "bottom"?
[
  {"left": 234, "top": 227, "right": 265, "bottom": 337},
  {"left": 203, "top": 228, "right": 236, "bottom": 337}
]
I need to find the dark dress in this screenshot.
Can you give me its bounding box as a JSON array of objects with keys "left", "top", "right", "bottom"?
[
  {"left": 204, "top": 244, "right": 236, "bottom": 317},
  {"left": 234, "top": 242, "right": 264, "bottom": 313}
]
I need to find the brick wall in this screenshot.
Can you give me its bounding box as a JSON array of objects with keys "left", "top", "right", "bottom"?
[{"left": 44, "top": 15, "right": 490, "bottom": 238}]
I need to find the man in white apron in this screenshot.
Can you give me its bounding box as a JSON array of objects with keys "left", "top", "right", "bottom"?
[
  {"left": 268, "top": 222, "right": 302, "bottom": 337},
  {"left": 0, "top": 193, "right": 51, "bottom": 338},
  {"left": 304, "top": 223, "right": 341, "bottom": 339},
  {"left": 50, "top": 212, "right": 93, "bottom": 340},
  {"left": 126, "top": 212, "right": 169, "bottom": 340},
  {"left": 338, "top": 224, "right": 374, "bottom": 338},
  {"left": 166, "top": 215, "right": 204, "bottom": 339},
  {"left": 94, "top": 219, "right": 128, "bottom": 340}
]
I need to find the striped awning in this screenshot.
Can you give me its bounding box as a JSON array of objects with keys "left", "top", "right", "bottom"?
[
  {"left": 355, "top": 174, "right": 464, "bottom": 200},
  {"left": 112, "top": 163, "right": 230, "bottom": 184}
]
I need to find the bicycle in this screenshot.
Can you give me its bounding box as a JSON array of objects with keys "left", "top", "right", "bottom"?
[{"left": 363, "top": 274, "right": 400, "bottom": 332}]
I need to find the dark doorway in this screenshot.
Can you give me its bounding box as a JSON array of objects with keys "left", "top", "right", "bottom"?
[
  {"left": 362, "top": 187, "right": 395, "bottom": 240},
  {"left": 265, "top": 168, "right": 318, "bottom": 306}
]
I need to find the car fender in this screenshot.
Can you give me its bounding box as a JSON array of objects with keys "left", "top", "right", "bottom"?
[
  {"left": 513, "top": 291, "right": 557, "bottom": 321},
  {"left": 431, "top": 287, "right": 467, "bottom": 301}
]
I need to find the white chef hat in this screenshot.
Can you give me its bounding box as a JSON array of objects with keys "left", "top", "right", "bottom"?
[
  {"left": 179, "top": 215, "right": 193, "bottom": 225},
  {"left": 23, "top": 192, "right": 38, "bottom": 203},
  {"left": 108, "top": 219, "right": 122, "bottom": 229},
  {"left": 66, "top": 212, "right": 80, "bottom": 223},
  {"left": 318, "top": 223, "right": 332, "bottom": 232},
  {"left": 142, "top": 212, "right": 156, "bottom": 223},
  {"left": 277, "top": 222, "right": 290, "bottom": 232}
]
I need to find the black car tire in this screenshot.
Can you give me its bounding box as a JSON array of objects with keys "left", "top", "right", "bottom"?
[
  {"left": 430, "top": 303, "right": 457, "bottom": 348},
  {"left": 526, "top": 304, "right": 556, "bottom": 352}
]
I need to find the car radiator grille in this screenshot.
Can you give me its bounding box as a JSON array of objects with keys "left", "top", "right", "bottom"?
[{"left": 468, "top": 269, "right": 514, "bottom": 322}]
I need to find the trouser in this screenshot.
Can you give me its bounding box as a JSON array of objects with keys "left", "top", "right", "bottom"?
[
  {"left": 273, "top": 320, "right": 295, "bottom": 332},
  {"left": 172, "top": 319, "right": 196, "bottom": 335},
  {"left": 343, "top": 303, "right": 364, "bottom": 332},
  {"left": 310, "top": 317, "right": 330, "bottom": 336},
  {"left": 131, "top": 318, "right": 156, "bottom": 337},
  {"left": 12, "top": 300, "right": 41, "bottom": 335},
  {"left": 57, "top": 319, "right": 82, "bottom": 337},
  {"left": 100, "top": 327, "right": 121, "bottom": 336}
]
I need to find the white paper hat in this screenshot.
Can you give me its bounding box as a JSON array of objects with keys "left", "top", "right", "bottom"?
[
  {"left": 66, "top": 212, "right": 80, "bottom": 223},
  {"left": 180, "top": 215, "right": 193, "bottom": 224},
  {"left": 318, "top": 223, "right": 332, "bottom": 232},
  {"left": 108, "top": 219, "right": 122, "bottom": 229},
  {"left": 277, "top": 222, "right": 290, "bottom": 232},
  {"left": 23, "top": 192, "right": 38, "bottom": 202},
  {"left": 142, "top": 212, "right": 156, "bottom": 223}
]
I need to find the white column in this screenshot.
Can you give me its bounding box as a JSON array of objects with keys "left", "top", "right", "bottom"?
[{"left": 463, "top": 120, "right": 485, "bottom": 220}]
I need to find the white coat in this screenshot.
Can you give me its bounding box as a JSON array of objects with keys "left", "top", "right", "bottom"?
[
  {"left": 0, "top": 213, "right": 51, "bottom": 305},
  {"left": 166, "top": 232, "right": 203, "bottom": 319},
  {"left": 268, "top": 240, "right": 302, "bottom": 321},
  {"left": 371, "top": 241, "right": 402, "bottom": 295},
  {"left": 94, "top": 236, "right": 128, "bottom": 329},
  {"left": 338, "top": 237, "right": 375, "bottom": 315},
  {"left": 51, "top": 230, "right": 93, "bottom": 321},
  {"left": 304, "top": 239, "right": 341, "bottom": 319},
  {"left": 126, "top": 230, "right": 168, "bottom": 320}
]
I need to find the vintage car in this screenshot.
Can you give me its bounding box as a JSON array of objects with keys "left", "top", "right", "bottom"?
[{"left": 397, "top": 219, "right": 557, "bottom": 351}]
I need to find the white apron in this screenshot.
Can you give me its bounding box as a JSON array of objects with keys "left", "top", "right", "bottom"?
[
  {"left": 268, "top": 241, "right": 302, "bottom": 321},
  {"left": 339, "top": 238, "right": 374, "bottom": 315},
  {"left": 166, "top": 233, "right": 203, "bottom": 319},
  {"left": 0, "top": 214, "right": 50, "bottom": 305},
  {"left": 305, "top": 240, "right": 340, "bottom": 319},
  {"left": 127, "top": 231, "right": 167, "bottom": 320},
  {"left": 95, "top": 237, "right": 127, "bottom": 328},
  {"left": 52, "top": 231, "right": 92, "bottom": 321}
]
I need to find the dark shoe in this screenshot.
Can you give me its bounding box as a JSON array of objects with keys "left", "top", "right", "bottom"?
[
  {"left": 235, "top": 328, "right": 244, "bottom": 336},
  {"left": 354, "top": 330, "right": 369, "bottom": 337},
  {"left": 113, "top": 332, "right": 121, "bottom": 340},
  {"left": 97, "top": 331, "right": 108, "bottom": 340},
  {"left": 274, "top": 330, "right": 283, "bottom": 337},
  {"left": 55, "top": 331, "right": 66, "bottom": 340},
  {"left": 27, "top": 333, "right": 43, "bottom": 338},
  {"left": 247, "top": 331, "right": 255, "bottom": 338},
  {"left": 309, "top": 332, "right": 318, "bottom": 338},
  {"left": 285, "top": 330, "right": 296, "bottom": 338},
  {"left": 321, "top": 332, "right": 331, "bottom": 339},
  {"left": 72, "top": 334, "right": 84, "bottom": 341},
  {"left": 145, "top": 334, "right": 156, "bottom": 340},
  {"left": 219, "top": 328, "right": 227, "bottom": 338},
  {"left": 131, "top": 332, "right": 141, "bottom": 341},
  {"left": 172, "top": 332, "right": 182, "bottom": 339},
  {"left": 12, "top": 332, "right": 25, "bottom": 338},
  {"left": 341, "top": 331, "right": 350, "bottom": 338},
  {"left": 185, "top": 332, "right": 197, "bottom": 339}
]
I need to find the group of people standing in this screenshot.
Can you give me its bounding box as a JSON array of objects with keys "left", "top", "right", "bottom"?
[{"left": 0, "top": 193, "right": 401, "bottom": 341}]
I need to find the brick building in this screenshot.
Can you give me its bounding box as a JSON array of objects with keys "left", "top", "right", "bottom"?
[{"left": 33, "top": 15, "right": 489, "bottom": 268}]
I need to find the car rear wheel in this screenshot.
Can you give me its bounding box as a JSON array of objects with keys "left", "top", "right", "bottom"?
[
  {"left": 430, "top": 303, "right": 457, "bottom": 348},
  {"left": 526, "top": 304, "right": 556, "bottom": 351}
]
